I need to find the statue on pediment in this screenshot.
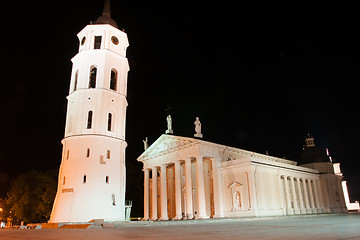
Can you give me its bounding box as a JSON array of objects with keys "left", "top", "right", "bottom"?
[
  {"left": 143, "top": 137, "right": 149, "bottom": 151},
  {"left": 166, "top": 115, "right": 173, "bottom": 134},
  {"left": 194, "top": 117, "right": 203, "bottom": 138}
]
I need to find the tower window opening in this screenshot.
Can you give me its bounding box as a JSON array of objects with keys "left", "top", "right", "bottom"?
[
  {"left": 63, "top": 176, "right": 66, "bottom": 185},
  {"left": 106, "top": 176, "right": 109, "bottom": 183},
  {"left": 66, "top": 150, "right": 69, "bottom": 159},
  {"left": 86, "top": 148, "right": 90, "bottom": 157},
  {"left": 94, "top": 36, "right": 102, "bottom": 49},
  {"left": 107, "top": 150, "right": 111, "bottom": 159},
  {"left": 110, "top": 69, "right": 117, "bottom": 91},
  {"left": 112, "top": 194, "right": 116, "bottom": 206},
  {"left": 89, "top": 66, "right": 97, "bottom": 88},
  {"left": 83, "top": 175, "right": 87, "bottom": 183},
  {"left": 87, "top": 111, "right": 93, "bottom": 129},
  {"left": 74, "top": 70, "right": 78, "bottom": 91},
  {"left": 107, "top": 113, "right": 112, "bottom": 131}
]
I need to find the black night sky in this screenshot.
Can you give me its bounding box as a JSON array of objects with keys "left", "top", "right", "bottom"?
[{"left": 2, "top": 1, "right": 360, "bottom": 216}]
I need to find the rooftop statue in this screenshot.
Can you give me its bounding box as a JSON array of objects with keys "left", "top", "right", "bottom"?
[
  {"left": 166, "top": 115, "right": 173, "bottom": 134},
  {"left": 194, "top": 117, "right": 203, "bottom": 138}
]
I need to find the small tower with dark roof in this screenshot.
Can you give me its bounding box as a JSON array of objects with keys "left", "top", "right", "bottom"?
[
  {"left": 299, "top": 134, "right": 347, "bottom": 213},
  {"left": 299, "top": 134, "right": 330, "bottom": 166}
]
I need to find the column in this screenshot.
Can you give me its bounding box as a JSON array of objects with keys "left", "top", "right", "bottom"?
[
  {"left": 302, "top": 178, "right": 311, "bottom": 213},
  {"left": 159, "top": 164, "right": 168, "bottom": 220},
  {"left": 316, "top": 180, "right": 325, "bottom": 211},
  {"left": 143, "top": 168, "right": 150, "bottom": 220},
  {"left": 307, "top": 179, "right": 316, "bottom": 213},
  {"left": 174, "top": 160, "right": 182, "bottom": 220},
  {"left": 277, "top": 176, "right": 286, "bottom": 215},
  {"left": 296, "top": 178, "right": 306, "bottom": 214},
  {"left": 313, "top": 179, "right": 322, "bottom": 213},
  {"left": 211, "top": 158, "right": 225, "bottom": 218},
  {"left": 151, "top": 166, "right": 158, "bottom": 220},
  {"left": 196, "top": 156, "right": 209, "bottom": 219},
  {"left": 185, "top": 158, "right": 194, "bottom": 219},
  {"left": 290, "top": 177, "right": 300, "bottom": 214},
  {"left": 283, "top": 176, "right": 293, "bottom": 215}
]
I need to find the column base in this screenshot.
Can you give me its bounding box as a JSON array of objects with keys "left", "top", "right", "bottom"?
[
  {"left": 142, "top": 218, "right": 150, "bottom": 221},
  {"left": 306, "top": 208, "right": 312, "bottom": 214},
  {"left": 300, "top": 208, "right": 307, "bottom": 214},
  {"left": 159, "top": 217, "right": 169, "bottom": 221},
  {"left": 150, "top": 217, "right": 158, "bottom": 221},
  {"left": 186, "top": 214, "right": 194, "bottom": 220},
  {"left": 286, "top": 209, "right": 294, "bottom": 215},
  {"left": 173, "top": 216, "right": 183, "bottom": 220},
  {"left": 294, "top": 208, "right": 301, "bottom": 214},
  {"left": 213, "top": 214, "right": 225, "bottom": 219},
  {"left": 311, "top": 208, "right": 318, "bottom": 214},
  {"left": 196, "top": 215, "right": 210, "bottom": 219}
]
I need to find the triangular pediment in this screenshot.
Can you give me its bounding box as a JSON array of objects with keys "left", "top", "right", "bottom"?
[
  {"left": 228, "top": 181, "right": 243, "bottom": 189},
  {"left": 137, "top": 134, "right": 198, "bottom": 161}
]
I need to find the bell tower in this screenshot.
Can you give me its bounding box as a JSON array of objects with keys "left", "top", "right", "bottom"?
[{"left": 50, "top": 0, "right": 129, "bottom": 222}]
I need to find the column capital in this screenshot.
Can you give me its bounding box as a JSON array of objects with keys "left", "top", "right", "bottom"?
[{"left": 185, "top": 157, "right": 192, "bottom": 162}]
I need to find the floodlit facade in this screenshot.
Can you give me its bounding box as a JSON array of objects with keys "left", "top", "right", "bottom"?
[
  {"left": 50, "top": 0, "right": 129, "bottom": 222},
  {"left": 138, "top": 133, "right": 349, "bottom": 220}
]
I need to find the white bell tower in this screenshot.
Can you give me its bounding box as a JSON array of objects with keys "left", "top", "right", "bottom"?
[{"left": 50, "top": 0, "right": 129, "bottom": 222}]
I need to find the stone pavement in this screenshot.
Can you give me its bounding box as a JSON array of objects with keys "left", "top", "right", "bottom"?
[{"left": 1, "top": 213, "right": 360, "bottom": 239}]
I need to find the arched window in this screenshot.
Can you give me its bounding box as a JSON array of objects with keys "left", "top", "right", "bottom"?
[
  {"left": 83, "top": 175, "right": 87, "bottom": 183},
  {"left": 87, "top": 111, "right": 93, "bottom": 129},
  {"left": 74, "top": 70, "right": 78, "bottom": 91},
  {"left": 107, "top": 113, "right": 112, "bottom": 131},
  {"left": 89, "top": 66, "right": 97, "bottom": 88},
  {"left": 110, "top": 69, "right": 117, "bottom": 91},
  {"left": 106, "top": 176, "right": 109, "bottom": 183},
  {"left": 86, "top": 148, "right": 90, "bottom": 157},
  {"left": 63, "top": 176, "right": 66, "bottom": 185}
]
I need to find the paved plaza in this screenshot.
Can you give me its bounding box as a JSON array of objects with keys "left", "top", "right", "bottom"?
[{"left": 1, "top": 213, "right": 359, "bottom": 239}]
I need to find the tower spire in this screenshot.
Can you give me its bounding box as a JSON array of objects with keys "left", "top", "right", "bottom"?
[
  {"left": 94, "top": 0, "right": 118, "bottom": 28},
  {"left": 102, "top": 0, "right": 111, "bottom": 17}
]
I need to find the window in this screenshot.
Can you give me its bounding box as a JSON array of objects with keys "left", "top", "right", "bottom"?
[
  {"left": 106, "top": 150, "right": 111, "bottom": 159},
  {"left": 112, "top": 194, "right": 116, "bottom": 205},
  {"left": 63, "top": 176, "right": 66, "bottom": 185},
  {"left": 66, "top": 150, "right": 69, "bottom": 159},
  {"left": 83, "top": 175, "right": 87, "bottom": 183},
  {"left": 107, "top": 113, "right": 112, "bottom": 131},
  {"left": 106, "top": 176, "right": 109, "bottom": 183},
  {"left": 86, "top": 148, "right": 90, "bottom": 157},
  {"left": 110, "top": 69, "right": 117, "bottom": 91},
  {"left": 74, "top": 70, "right": 78, "bottom": 91},
  {"left": 87, "top": 111, "right": 93, "bottom": 129},
  {"left": 89, "top": 66, "right": 97, "bottom": 88},
  {"left": 94, "top": 36, "right": 102, "bottom": 49}
]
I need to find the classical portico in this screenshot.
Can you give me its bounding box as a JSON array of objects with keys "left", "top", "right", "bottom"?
[
  {"left": 138, "top": 134, "right": 227, "bottom": 220},
  {"left": 138, "top": 134, "right": 348, "bottom": 221}
]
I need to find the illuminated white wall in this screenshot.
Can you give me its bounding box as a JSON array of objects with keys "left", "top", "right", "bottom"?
[
  {"left": 138, "top": 135, "right": 348, "bottom": 221},
  {"left": 50, "top": 24, "right": 129, "bottom": 223}
]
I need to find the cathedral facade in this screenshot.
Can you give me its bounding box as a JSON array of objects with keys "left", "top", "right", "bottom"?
[{"left": 138, "top": 133, "right": 348, "bottom": 220}]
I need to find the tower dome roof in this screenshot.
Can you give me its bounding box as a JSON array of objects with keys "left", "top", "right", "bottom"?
[
  {"left": 299, "top": 134, "right": 330, "bottom": 165},
  {"left": 299, "top": 146, "right": 330, "bottom": 165},
  {"left": 94, "top": 0, "right": 118, "bottom": 28}
]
